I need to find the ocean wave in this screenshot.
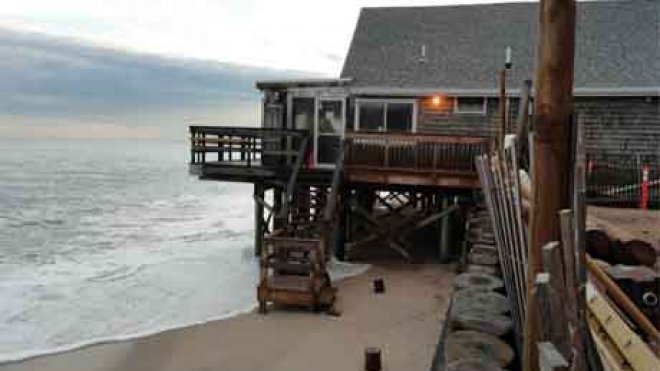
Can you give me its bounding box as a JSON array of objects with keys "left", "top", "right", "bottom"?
[{"left": 0, "top": 257, "right": 369, "bottom": 365}]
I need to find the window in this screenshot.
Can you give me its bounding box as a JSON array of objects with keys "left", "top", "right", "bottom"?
[
  {"left": 386, "top": 103, "right": 413, "bottom": 132},
  {"left": 455, "top": 97, "right": 487, "bottom": 114},
  {"left": 358, "top": 102, "right": 384, "bottom": 131},
  {"left": 318, "top": 100, "right": 342, "bottom": 134},
  {"left": 356, "top": 100, "right": 416, "bottom": 132},
  {"left": 292, "top": 97, "right": 315, "bottom": 130}
]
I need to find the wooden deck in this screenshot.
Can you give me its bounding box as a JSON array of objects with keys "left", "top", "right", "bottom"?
[
  {"left": 189, "top": 126, "right": 332, "bottom": 184},
  {"left": 189, "top": 126, "right": 489, "bottom": 189},
  {"left": 344, "top": 132, "right": 489, "bottom": 189}
]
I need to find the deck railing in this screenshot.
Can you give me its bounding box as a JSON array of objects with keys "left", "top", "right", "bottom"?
[
  {"left": 344, "top": 131, "right": 490, "bottom": 173},
  {"left": 189, "top": 126, "right": 309, "bottom": 168}
]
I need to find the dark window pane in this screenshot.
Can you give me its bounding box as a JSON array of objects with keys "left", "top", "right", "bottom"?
[
  {"left": 345, "top": 98, "right": 354, "bottom": 131},
  {"left": 318, "top": 136, "right": 340, "bottom": 164},
  {"left": 292, "top": 97, "right": 315, "bottom": 130},
  {"left": 386, "top": 103, "right": 413, "bottom": 132},
  {"left": 358, "top": 102, "right": 384, "bottom": 131},
  {"left": 456, "top": 97, "right": 485, "bottom": 114}
]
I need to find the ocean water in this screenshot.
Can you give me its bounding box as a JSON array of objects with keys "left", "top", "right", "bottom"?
[
  {"left": 0, "top": 139, "right": 369, "bottom": 363},
  {"left": 0, "top": 139, "right": 260, "bottom": 362}
]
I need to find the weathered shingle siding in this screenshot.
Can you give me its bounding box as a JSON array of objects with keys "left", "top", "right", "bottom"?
[
  {"left": 416, "top": 96, "right": 660, "bottom": 159},
  {"left": 579, "top": 97, "right": 660, "bottom": 159},
  {"left": 417, "top": 97, "right": 519, "bottom": 138}
]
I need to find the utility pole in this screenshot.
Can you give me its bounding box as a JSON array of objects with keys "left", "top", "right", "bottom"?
[{"left": 525, "top": 0, "right": 576, "bottom": 370}]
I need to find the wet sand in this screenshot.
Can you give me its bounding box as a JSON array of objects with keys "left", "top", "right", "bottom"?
[{"left": 0, "top": 263, "right": 455, "bottom": 371}]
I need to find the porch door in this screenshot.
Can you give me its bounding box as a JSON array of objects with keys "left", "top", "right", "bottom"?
[{"left": 315, "top": 98, "right": 345, "bottom": 166}]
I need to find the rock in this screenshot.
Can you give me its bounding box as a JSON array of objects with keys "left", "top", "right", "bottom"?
[
  {"left": 449, "top": 309, "right": 513, "bottom": 337},
  {"left": 455, "top": 273, "right": 504, "bottom": 292},
  {"left": 452, "top": 289, "right": 510, "bottom": 314},
  {"left": 469, "top": 249, "right": 499, "bottom": 266},
  {"left": 446, "top": 358, "right": 507, "bottom": 371},
  {"left": 466, "top": 264, "right": 501, "bottom": 277},
  {"left": 445, "top": 330, "right": 514, "bottom": 367}
]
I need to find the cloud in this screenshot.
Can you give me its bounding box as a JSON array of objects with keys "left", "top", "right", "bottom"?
[{"left": 0, "top": 28, "right": 316, "bottom": 139}]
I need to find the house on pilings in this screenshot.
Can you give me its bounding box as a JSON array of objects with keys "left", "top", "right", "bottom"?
[{"left": 190, "top": 0, "right": 659, "bottom": 267}]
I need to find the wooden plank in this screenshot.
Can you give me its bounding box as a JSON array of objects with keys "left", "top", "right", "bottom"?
[
  {"left": 191, "top": 137, "right": 253, "bottom": 145},
  {"left": 586, "top": 283, "right": 659, "bottom": 371},
  {"left": 541, "top": 241, "right": 570, "bottom": 358},
  {"left": 586, "top": 256, "right": 659, "bottom": 342},
  {"left": 346, "top": 131, "right": 490, "bottom": 145},
  {"left": 191, "top": 146, "right": 260, "bottom": 153},
  {"left": 475, "top": 155, "right": 525, "bottom": 340},
  {"left": 587, "top": 313, "right": 626, "bottom": 371},
  {"left": 558, "top": 209, "right": 583, "bottom": 369},
  {"left": 345, "top": 171, "right": 480, "bottom": 188},
  {"left": 190, "top": 126, "right": 307, "bottom": 137},
  {"left": 279, "top": 136, "right": 309, "bottom": 221},
  {"left": 535, "top": 273, "right": 552, "bottom": 341},
  {"left": 537, "top": 342, "right": 569, "bottom": 371},
  {"left": 415, "top": 204, "right": 459, "bottom": 230}
]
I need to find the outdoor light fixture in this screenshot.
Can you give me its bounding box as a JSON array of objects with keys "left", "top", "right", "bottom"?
[{"left": 431, "top": 96, "right": 442, "bottom": 106}]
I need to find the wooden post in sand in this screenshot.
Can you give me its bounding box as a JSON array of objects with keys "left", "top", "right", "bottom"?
[
  {"left": 439, "top": 195, "right": 451, "bottom": 262},
  {"left": 525, "top": 0, "right": 576, "bottom": 370},
  {"left": 254, "top": 182, "right": 265, "bottom": 256}
]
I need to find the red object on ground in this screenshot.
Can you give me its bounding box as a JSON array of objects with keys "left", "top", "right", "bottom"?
[{"left": 640, "top": 164, "right": 649, "bottom": 209}]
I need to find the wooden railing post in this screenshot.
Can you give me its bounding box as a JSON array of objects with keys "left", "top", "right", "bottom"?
[{"left": 190, "top": 127, "right": 196, "bottom": 164}]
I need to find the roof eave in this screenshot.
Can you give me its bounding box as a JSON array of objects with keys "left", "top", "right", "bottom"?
[
  {"left": 347, "top": 86, "right": 660, "bottom": 97},
  {"left": 256, "top": 78, "right": 353, "bottom": 90}
]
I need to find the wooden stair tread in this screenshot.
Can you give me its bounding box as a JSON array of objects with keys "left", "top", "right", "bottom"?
[
  {"left": 268, "top": 275, "right": 314, "bottom": 292},
  {"left": 272, "top": 262, "right": 312, "bottom": 274}
]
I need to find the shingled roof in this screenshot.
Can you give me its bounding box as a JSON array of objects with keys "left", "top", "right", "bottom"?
[{"left": 340, "top": 0, "right": 659, "bottom": 94}]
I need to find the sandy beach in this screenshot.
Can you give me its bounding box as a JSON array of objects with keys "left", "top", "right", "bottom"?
[
  {"left": 588, "top": 206, "right": 660, "bottom": 247},
  {"left": 0, "top": 263, "right": 454, "bottom": 371}
]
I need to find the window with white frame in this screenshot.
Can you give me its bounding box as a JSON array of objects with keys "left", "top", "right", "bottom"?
[
  {"left": 355, "top": 99, "right": 416, "bottom": 132},
  {"left": 454, "top": 97, "right": 487, "bottom": 114}
]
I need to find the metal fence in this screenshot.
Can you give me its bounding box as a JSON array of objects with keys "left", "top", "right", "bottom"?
[{"left": 586, "top": 154, "right": 659, "bottom": 209}]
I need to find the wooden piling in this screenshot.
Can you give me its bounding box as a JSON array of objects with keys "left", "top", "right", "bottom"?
[
  {"left": 439, "top": 195, "right": 451, "bottom": 262},
  {"left": 526, "top": 1, "right": 576, "bottom": 370},
  {"left": 254, "top": 182, "right": 265, "bottom": 256},
  {"left": 365, "top": 347, "right": 382, "bottom": 371}
]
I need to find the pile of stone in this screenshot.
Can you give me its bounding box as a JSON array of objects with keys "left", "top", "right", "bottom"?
[{"left": 443, "top": 207, "right": 516, "bottom": 371}]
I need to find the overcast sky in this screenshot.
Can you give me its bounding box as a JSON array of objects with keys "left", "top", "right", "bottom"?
[
  {"left": 0, "top": 0, "right": 536, "bottom": 139},
  {"left": 1, "top": 0, "right": 536, "bottom": 74}
]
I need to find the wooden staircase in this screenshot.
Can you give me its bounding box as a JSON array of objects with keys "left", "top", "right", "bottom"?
[{"left": 257, "top": 141, "right": 344, "bottom": 313}]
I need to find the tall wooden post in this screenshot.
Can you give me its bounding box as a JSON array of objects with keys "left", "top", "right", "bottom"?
[
  {"left": 254, "top": 183, "right": 265, "bottom": 256},
  {"left": 439, "top": 195, "right": 451, "bottom": 262},
  {"left": 498, "top": 68, "right": 507, "bottom": 151},
  {"left": 525, "top": 1, "right": 576, "bottom": 370},
  {"left": 273, "top": 186, "right": 285, "bottom": 231}
]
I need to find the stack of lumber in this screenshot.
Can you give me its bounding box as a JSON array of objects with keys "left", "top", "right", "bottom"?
[
  {"left": 586, "top": 277, "right": 659, "bottom": 370},
  {"left": 441, "top": 208, "right": 516, "bottom": 371}
]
